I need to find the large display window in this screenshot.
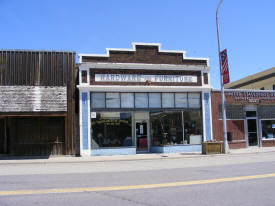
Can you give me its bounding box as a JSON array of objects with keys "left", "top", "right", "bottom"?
[
  {"left": 261, "top": 120, "right": 275, "bottom": 139},
  {"left": 150, "top": 110, "right": 202, "bottom": 146},
  {"left": 184, "top": 110, "right": 202, "bottom": 144},
  {"left": 151, "top": 111, "right": 183, "bottom": 146},
  {"left": 91, "top": 112, "right": 133, "bottom": 148}
]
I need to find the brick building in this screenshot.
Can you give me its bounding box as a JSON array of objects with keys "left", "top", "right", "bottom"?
[
  {"left": 77, "top": 43, "right": 212, "bottom": 156},
  {"left": 211, "top": 89, "right": 275, "bottom": 149}
]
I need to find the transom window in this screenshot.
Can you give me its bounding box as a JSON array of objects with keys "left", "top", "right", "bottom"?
[{"left": 91, "top": 92, "right": 201, "bottom": 109}]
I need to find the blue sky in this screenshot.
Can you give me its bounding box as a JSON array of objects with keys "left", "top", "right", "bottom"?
[{"left": 0, "top": 0, "right": 274, "bottom": 88}]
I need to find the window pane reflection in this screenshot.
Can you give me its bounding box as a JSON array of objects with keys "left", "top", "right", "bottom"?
[
  {"left": 162, "top": 93, "right": 174, "bottom": 108},
  {"left": 135, "top": 93, "right": 148, "bottom": 108},
  {"left": 262, "top": 120, "right": 275, "bottom": 139},
  {"left": 175, "top": 93, "right": 187, "bottom": 108},
  {"left": 106, "top": 93, "right": 120, "bottom": 108},
  {"left": 150, "top": 111, "right": 183, "bottom": 146},
  {"left": 149, "top": 93, "right": 161, "bottom": 108},
  {"left": 184, "top": 110, "right": 202, "bottom": 144},
  {"left": 91, "top": 112, "right": 133, "bottom": 148},
  {"left": 91, "top": 93, "right": 105, "bottom": 108},
  {"left": 188, "top": 93, "right": 201, "bottom": 108},
  {"left": 121, "top": 93, "right": 134, "bottom": 108}
]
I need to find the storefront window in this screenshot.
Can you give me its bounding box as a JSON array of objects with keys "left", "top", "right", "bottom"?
[
  {"left": 121, "top": 93, "right": 134, "bottom": 108},
  {"left": 151, "top": 111, "right": 183, "bottom": 146},
  {"left": 91, "top": 112, "right": 133, "bottom": 148},
  {"left": 175, "top": 93, "right": 188, "bottom": 108},
  {"left": 91, "top": 93, "right": 105, "bottom": 108},
  {"left": 149, "top": 93, "right": 161, "bottom": 108},
  {"left": 106, "top": 93, "right": 120, "bottom": 108},
  {"left": 150, "top": 110, "right": 202, "bottom": 146},
  {"left": 262, "top": 120, "right": 275, "bottom": 139},
  {"left": 135, "top": 93, "right": 148, "bottom": 108},
  {"left": 162, "top": 93, "right": 174, "bottom": 108},
  {"left": 188, "top": 93, "right": 201, "bottom": 108},
  {"left": 184, "top": 110, "right": 202, "bottom": 144}
]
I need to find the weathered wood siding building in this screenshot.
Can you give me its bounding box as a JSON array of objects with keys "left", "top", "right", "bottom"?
[{"left": 0, "top": 50, "right": 76, "bottom": 156}]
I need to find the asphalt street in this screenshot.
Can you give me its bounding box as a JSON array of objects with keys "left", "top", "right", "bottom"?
[{"left": 0, "top": 152, "right": 275, "bottom": 206}]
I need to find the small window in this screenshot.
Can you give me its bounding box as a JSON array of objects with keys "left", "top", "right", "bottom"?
[
  {"left": 188, "top": 93, "right": 201, "bottom": 108},
  {"left": 149, "top": 93, "right": 161, "bottom": 108},
  {"left": 91, "top": 93, "right": 105, "bottom": 108},
  {"left": 162, "top": 93, "right": 174, "bottom": 108},
  {"left": 135, "top": 93, "right": 148, "bottom": 108},
  {"left": 203, "top": 73, "right": 208, "bottom": 85},
  {"left": 81, "top": 70, "right": 87, "bottom": 83},
  {"left": 175, "top": 93, "right": 188, "bottom": 108},
  {"left": 106, "top": 93, "right": 120, "bottom": 108},
  {"left": 121, "top": 93, "right": 134, "bottom": 108}
]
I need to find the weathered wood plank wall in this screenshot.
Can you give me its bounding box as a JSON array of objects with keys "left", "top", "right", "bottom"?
[{"left": 0, "top": 50, "right": 76, "bottom": 155}]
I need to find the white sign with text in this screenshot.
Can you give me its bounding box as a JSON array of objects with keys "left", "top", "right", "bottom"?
[{"left": 95, "top": 74, "right": 197, "bottom": 83}]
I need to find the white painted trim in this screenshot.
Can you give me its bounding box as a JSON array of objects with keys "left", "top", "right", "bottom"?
[
  {"left": 80, "top": 62, "right": 210, "bottom": 71},
  {"left": 244, "top": 118, "right": 249, "bottom": 147},
  {"left": 77, "top": 85, "right": 212, "bottom": 92},
  {"left": 201, "top": 72, "right": 204, "bottom": 86},
  {"left": 79, "top": 67, "right": 90, "bottom": 85},
  {"left": 87, "top": 92, "right": 91, "bottom": 152},
  {"left": 202, "top": 92, "right": 206, "bottom": 142},
  {"left": 245, "top": 116, "right": 260, "bottom": 147},
  {"left": 184, "top": 57, "right": 210, "bottom": 67},
  {"left": 79, "top": 42, "right": 209, "bottom": 66},
  {"left": 79, "top": 91, "right": 83, "bottom": 155},
  {"left": 79, "top": 55, "right": 82, "bottom": 64}
]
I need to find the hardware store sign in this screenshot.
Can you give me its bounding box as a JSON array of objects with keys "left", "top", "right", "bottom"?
[{"left": 95, "top": 74, "right": 197, "bottom": 83}]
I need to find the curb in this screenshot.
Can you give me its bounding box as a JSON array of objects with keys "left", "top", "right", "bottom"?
[{"left": 1, "top": 149, "right": 275, "bottom": 165}]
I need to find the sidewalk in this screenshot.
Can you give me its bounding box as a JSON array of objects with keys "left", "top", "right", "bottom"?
[{"left": 1, "top": 146, "right": 275, "bottom": 165}]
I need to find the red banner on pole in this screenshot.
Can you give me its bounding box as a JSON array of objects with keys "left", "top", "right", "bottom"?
[{"left": 220, "top": 49, "right": 230, "bottom": 85}]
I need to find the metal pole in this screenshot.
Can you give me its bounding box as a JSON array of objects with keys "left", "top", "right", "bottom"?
[{"left": 216, "top": 0, "right": 229, "bottom": 153}]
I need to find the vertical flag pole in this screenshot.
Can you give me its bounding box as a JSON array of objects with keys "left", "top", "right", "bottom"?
[{"left": 216, "top": 0, "right": 229, "bottom": 153}]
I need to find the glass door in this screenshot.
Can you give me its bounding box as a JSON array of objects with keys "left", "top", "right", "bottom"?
[
  {"left": 247, "top": 118, "right": 258, "bottom": 146},
  {"left": 136, "top": 121, "right": 148, "bottom": 152}
]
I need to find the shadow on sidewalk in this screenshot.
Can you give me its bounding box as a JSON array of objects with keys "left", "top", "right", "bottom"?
[{"left": 0, "top": 155, "right": 50, "bottom": 160}]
